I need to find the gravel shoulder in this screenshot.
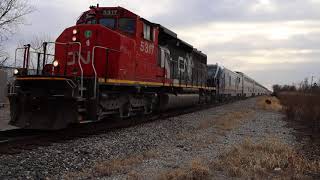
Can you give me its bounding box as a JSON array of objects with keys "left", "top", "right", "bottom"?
[{"left": 0, "top": 97, "right": 297, "bottom": 179}]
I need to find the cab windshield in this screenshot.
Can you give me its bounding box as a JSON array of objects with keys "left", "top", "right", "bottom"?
[
  {"left": 100, "top": 18, "right": 116, "bottom": 29},
  {"left": 86, "top": 18, "right": 97, "bottom": 24},
  {"left": 78, "top": 13, "right": 136, "bottom": 34}
]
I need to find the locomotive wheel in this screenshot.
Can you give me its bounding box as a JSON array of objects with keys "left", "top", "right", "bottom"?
[
  {"left": 119, "top": 102, "right": 131, "bottom": 118},
  {"left": 144, "top": 103, "right": 153, "bottom": 115}
]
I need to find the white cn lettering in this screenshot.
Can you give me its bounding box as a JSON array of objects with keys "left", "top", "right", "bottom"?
[{"left": 67, "top": 51, "right": 91, "bottom": 65}]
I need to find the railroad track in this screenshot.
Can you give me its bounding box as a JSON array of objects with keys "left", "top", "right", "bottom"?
[
  {"left": 0, "top": 99, "right": 234, "bottom": 155},
  {"left": 0, "top": 129, "right": 44, "bottom": 143}
]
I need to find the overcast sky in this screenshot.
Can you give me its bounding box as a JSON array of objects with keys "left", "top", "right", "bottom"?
[{"left": 6, "top": 0, "right": 320, "bottom": 89}]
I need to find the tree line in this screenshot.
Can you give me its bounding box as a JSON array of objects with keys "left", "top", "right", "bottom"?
[
  {"left": 0, "top": 0, "right": 34, "bottom": 67},
  {"left": 273, "top": 78, "right": 320, "bottom": 94}
]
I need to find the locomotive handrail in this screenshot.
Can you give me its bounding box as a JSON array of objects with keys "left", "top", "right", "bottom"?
[
  {"left": 14, "top": 47, "right": 27, "bottom": 67},
  {"left": 45, "top": 41, "right": 83, "bottom": 97},
  {"left": 91, "top": 46, "right": 120, "bottom": 99}
]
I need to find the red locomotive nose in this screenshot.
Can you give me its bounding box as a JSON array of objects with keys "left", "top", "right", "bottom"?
[{"left": 55, "top": 24, "right": 122, "bottom": 78}]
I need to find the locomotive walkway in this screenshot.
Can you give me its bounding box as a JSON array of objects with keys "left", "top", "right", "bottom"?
[{"left": 0, "top": 97, "right": 318, "bottom": 179}]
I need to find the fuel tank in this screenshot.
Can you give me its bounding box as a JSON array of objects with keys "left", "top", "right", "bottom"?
[{"left": 160, "top": 93, "right": 199, "bottom": 110}]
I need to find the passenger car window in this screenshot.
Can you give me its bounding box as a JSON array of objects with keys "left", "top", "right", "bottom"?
[
  {"left": 119, "top": 18, "right": 136, "bottom": 34},
  {"left": 100, "top": 18, "right": 115, "bottom": 29}
]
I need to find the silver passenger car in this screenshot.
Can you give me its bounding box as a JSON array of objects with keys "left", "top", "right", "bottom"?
[{"left": 207, "top": 64, "right": 269, "bottom": 99}]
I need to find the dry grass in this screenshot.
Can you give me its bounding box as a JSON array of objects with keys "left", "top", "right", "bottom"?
[
  {"left": 63, "top": 150, "right": 158, "bottom": 179},
  {"left": 278, "top": 92, "right": 320, "bottom": 133},
  {"left": 197, "top": 110, "right": 254, "bottom": 131},
  {"left": 212, "top": 138, "right": 320, "bottom": 179},
  {"left": 197, "top": 119, "right": 213, "bottom": 130},
  {"left": 127, "top": 170, "right": 143, "bottom": 180},
  {"left": 191, "top": 136, "right": 216, "bottom": 149},
  {"left": 213, "top": 110, "right": 254, "bottom": 131},
  {"left": 176, "top": 132, "right": 193, "bottom": 140},
  {"left": 94, "top": 150, "right": 158, "bottom": 177},
  {"left": 159, "top": 159, "right": 210, "bottom": 180},
  {"left": 257, "top": 96, "right": 283, "bottom": 112},
  {"left": 62, "top": 170, "right": 93, "bottom": 180}
]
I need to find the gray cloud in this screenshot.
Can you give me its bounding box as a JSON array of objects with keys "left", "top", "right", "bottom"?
[
  {"left": 150, "top": 0, "right": 320, "bottom": 28},
  {"left": 247, "top": 60, "right": 320, "bottom": 89},
  {"left": 202, "top": 32, "right": 320, "bottom": 54}
]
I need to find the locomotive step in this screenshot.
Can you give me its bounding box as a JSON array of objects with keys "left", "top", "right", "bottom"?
[
  {"left": 77, "top": 108, "right": 87, "bottom": 113},
  {"left": 79, "top": 87, "right": 87, "bottom": 91},
  {"left": 76, "top": 97, "right": 86, "bottom": 102}
]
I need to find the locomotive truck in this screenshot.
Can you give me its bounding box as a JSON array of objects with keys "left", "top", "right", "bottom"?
[{"left": 8, "top": 5, "right": 269, "bottom": 130}]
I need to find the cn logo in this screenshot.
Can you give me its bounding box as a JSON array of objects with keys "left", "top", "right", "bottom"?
[{"left": 67, "top": 51, "right": 91, "bottom": 65}]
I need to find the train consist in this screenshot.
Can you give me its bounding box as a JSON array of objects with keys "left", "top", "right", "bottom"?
[
  {"left": 207, "top": 65, "right": 269, "bottom": 98},
  {"left": 8, "top": 6, "right": 270, "bottom": 130}
]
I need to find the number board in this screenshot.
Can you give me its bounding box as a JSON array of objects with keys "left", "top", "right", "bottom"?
[{"left": 102, "top": 10, "right": 118, "bottom": 16}]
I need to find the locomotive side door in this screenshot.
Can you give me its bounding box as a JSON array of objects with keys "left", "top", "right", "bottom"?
[{"left": 135, "top": 20, "right": 161, "bottom": 82}]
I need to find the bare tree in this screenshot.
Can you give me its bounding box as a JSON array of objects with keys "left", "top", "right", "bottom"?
[
  {"left": 0, "top": 0, "right": 34, "bottom": 41},
  {"left": 0, "top": 45, "right": 10, "bottom": 67},
  {"left": 0, "top": 0, "right": 35, "bottom": 66},
  {"left": 18, "top": 34, "right": 53, "bottom": 50}
]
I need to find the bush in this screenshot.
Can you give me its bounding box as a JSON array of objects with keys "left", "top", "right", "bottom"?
[{"left": 278, "top": 92, "right": 320, "bottom": 133}]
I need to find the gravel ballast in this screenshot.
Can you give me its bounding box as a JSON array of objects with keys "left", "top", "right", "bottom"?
[{"left": 0, "top": 97, "right": 296, "bottom": 179}]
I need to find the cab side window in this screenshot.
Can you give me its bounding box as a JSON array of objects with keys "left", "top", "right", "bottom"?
[
  {"left": 143, "top": 23, "right": 153, "bottom": 41},
  {"left": 119, "top": 18, "right": 136, "bottom": 34}
]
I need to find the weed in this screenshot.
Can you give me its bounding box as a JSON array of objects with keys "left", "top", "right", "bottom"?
[
  {"left": 159, "top": 159, "right": 210, "bottom": 180},
  {"left": 211, "top": 138, "right": 320, "bottom": 179},
  {"left": 63, "top": 150, "right": 158, "bottom": 179},
  {"left": 278, "top": 92, "right": 320, "bottom": 133},
  {"left": 94, "top": 150, "right": 158, "bottom": 177}
]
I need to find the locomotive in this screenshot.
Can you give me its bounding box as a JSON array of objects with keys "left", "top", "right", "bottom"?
[{"left": 8, "top": 6, "right": 269, "bottom": 130}]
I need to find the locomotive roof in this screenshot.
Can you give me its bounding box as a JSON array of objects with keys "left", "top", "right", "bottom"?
[
  {"left": 236, "top": 71, "right": 269, "bottom": 89},
  {"left": 86, "top": 6, "right": 200, "bottom": 54},
  {"left": 82, "top": 6, "right": 206, "bottom": 58}
]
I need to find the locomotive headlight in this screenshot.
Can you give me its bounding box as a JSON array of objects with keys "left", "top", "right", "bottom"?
[
  {"left": 72, "top": 36, "right": 77, "bottom": 42},
  {"left": 53, "top": 60, "right": 59, "bottom": 67},
  {"left": 72, "top": 29, "right": 78, "bottom": 35},
  {"left": 13, "top": 69, "right": 19, "bottom": 75}
]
